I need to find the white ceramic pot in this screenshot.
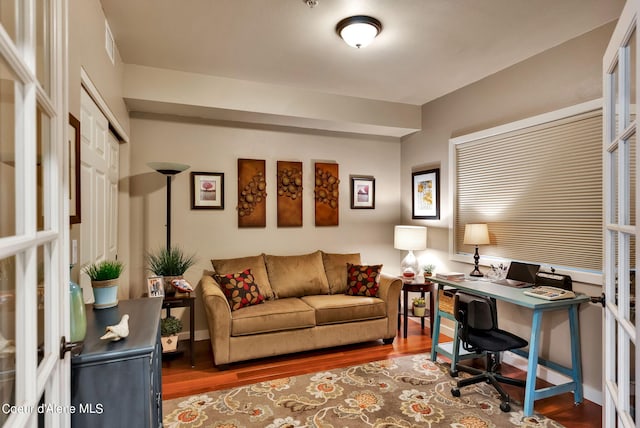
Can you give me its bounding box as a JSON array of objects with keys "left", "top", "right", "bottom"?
[
  {"left": 413, "top": 306, "right": 426, "bottom": 317},
  {"left": 161, "top": 335, "right": 179, "bottom": 352}
]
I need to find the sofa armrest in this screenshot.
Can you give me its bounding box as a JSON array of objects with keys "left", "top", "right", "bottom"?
[
  {"left": 199, "top": 272, "right": 232, "bottom": 365},
  {"left": 377, "top": 273, "right": 403, "bottom": 339}
]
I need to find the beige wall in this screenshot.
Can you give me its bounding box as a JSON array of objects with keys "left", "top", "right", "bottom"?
[
  {"left": 401, "top": 22, "right": 615, "bottom": 402},
  {"left": 68, "top": 0, "right": 130, "bottom": 285},
  {"left": 68, "top": 0, "right": 129, "bottom": 131},
  {"left": 127, "top": 114, "right": 402, "bottom": 332}
]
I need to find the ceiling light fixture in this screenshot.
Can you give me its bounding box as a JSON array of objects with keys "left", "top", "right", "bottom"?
[{"left": 336, "top": 15, "right": 382, "bottom": 49}]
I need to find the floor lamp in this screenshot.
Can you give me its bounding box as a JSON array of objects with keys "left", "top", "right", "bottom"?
[{"left": 148, "top": 162, "right": 190, "bottom": 250}]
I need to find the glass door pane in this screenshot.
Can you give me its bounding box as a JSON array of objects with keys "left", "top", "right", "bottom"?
[
  {"left": 0, "top": 255, "right": 15, "bottom": 426},
  {"left": 0, "top": 59, "right": 18, "bottom": 239},
  {"left": 35, "top": 0, "right": 50, "bottom": 94}
]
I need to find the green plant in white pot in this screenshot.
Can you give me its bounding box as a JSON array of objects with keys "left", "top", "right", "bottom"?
[
  {"left": 147, "top": 246, "right": 196, "bottom": 296},
  {"left": 83, "top": 260, "right": 124, "bottom": 309},
  {"left": 160, "top": 315, "right": 182, "bottom": 352},
  {"left": 412, "top": 297, "right": 426, "bottom": 317}
]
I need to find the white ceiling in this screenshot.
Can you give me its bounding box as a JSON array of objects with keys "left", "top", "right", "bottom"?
[{"left": 101, "top": 0, "right": 624, "bottom": 106}]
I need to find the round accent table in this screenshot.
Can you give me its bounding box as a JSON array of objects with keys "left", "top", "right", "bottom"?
[{"left": 398, "top": 280, "right": 435, "bottom": 338}]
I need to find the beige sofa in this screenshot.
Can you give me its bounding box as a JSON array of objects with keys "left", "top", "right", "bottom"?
[{"left": 200, "top": 250, "right": 402, "bottom": 366}]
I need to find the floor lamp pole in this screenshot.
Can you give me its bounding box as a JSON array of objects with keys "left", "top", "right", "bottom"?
[
  {"left": 147, "top": 162, "right": 190, "bottom": 252},
  {"left": 166, "top": 174, "right": 172, "bottom": 251}
]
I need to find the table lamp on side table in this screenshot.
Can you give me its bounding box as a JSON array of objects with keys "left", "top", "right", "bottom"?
[
  {"left": 463, "top": 223, "right": 490, "bottom": 277},
  {"left": 394, "top": 225, "right": 427, "bottom": 280}
]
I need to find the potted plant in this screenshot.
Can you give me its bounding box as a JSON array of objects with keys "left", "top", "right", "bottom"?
[
  {"left": 83, "top": 260, "right": 124, "bottom": 309},
  {"left": 147, "top": 246, "right": 196, "bottom": 296},
  {"left": 412, "top": 297, "right": 426, "bottom": 317},
  {"left": 422, "top": 264, "right": 436, "bottom": 277},
  {"left": 160, "top": 316, "right": 182, "bottom": 352}
]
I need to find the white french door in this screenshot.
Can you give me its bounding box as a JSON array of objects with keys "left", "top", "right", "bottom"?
[
  {"left": 603, "top": 1, "right": 639, "bottom": 426},
  {"left": 0, "top": 0, "right": 69, "bottom": 426}
]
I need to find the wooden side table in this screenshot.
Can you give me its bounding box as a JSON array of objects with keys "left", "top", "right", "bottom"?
[
  {"left": 398, "top": 280, "right": 435, "bottom": 338},
  {"left": 162, "top": 295, "right": 195, "bottom": 367}
]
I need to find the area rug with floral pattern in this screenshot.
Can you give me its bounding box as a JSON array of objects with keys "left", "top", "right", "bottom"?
[{"left": 162, "top": 353, "right": 563, "bottom": 427}]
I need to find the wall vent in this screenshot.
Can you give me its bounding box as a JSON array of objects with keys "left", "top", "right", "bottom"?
[{"left": 105, "top": 19, "right": 115, "bottom": 64}]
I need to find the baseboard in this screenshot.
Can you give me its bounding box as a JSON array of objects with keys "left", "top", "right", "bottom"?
[
  {"left": 434, "top": 322, "right": 602, "bottom": 406},
  {"left": 178, "top": 329, "right": 210, "bottom": 342}
]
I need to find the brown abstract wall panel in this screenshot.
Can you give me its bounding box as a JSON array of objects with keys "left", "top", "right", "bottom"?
[
  {"left": 314, "top": 162, "right": 339, "bottom": 226},
  {"left": 237, "top": 159, "right": 266, "bottom": 227},
  {"left": 277, "top": 161, "right": 303, "bottom": 227}
]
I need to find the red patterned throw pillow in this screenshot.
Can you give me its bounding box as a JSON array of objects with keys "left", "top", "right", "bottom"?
[
  {"left": 214, "top": 268, "right": 266, "bottom": 311},
  {"left": 346, "top": 263, "right": 383, "bottom": 296}
]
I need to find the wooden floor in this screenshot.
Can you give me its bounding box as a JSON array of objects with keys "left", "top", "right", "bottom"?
[{"left": 162, "top": 320, "right": 601, "bottom": 427}]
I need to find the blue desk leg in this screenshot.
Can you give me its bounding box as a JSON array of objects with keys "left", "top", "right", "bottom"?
[
  {"left": 569, "top": 305, "right": 584, "bottom": 404},
  {"left": 430, "top": 290, "right": 441, "bottom": 362},
  {"left": 524, "top": 310, "right": 543, "bottom": 416}
]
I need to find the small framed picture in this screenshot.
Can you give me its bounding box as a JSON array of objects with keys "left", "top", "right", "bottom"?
[
  {"left": 191, "top": 172, "right": 224, "bottom": 210},
  {"left": 147, "top": 276, "right": 165, "bottom": 298},
  {"left": 412, "top": 168, "right": 440, "bottom": 219},
  {"left": 350, "top": 176, "right": 375, "bottom": 209}
]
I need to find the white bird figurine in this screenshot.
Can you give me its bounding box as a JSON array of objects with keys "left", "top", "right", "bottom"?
[{"left": 100, "top": 314, "right": 130, "bottom": 341}]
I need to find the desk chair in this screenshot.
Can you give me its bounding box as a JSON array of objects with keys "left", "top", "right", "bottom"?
[{"left": 450, "top": 291, "right": 528, "bottom": 412}]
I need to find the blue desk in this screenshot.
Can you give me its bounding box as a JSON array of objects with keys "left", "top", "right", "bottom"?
[{"left": 429, "top": 278, "right": 590, "bottom": 416}]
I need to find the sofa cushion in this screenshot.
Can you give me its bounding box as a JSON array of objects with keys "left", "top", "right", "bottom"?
[
  {"left": 300, "top": 295, "right": 386, "bottom": 325},
  {"left": 230, "top": 298, "right": 316, "bottom": 336},
  {"left": 265, "top": 251, "right": 330, "bottom": 298},
  {"left": 322, "top": 252, "right": 362, "bottom": 294},
  {"left": 211, "top": 254, "right": 274, "bottom": 300},
  {"left": 214, "top": 269, "right": 266, "bottom": 311},
  {"left": 345, "top": 263, "right": 383, "bottom": 297}
]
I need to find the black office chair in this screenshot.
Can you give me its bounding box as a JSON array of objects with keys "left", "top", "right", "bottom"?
[{"left": 450, "top": 291, "right": 528, "bottom": 412}]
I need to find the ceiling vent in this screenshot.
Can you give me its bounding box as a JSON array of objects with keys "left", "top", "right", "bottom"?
[{"left": 105, "top": 20, "right": 115, "bottom": 64}]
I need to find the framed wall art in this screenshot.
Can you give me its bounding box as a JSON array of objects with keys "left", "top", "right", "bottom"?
[
  {"left": 350, "top": 175, "right": 375, "bottom": 209},
  {"left": 412, "top": 168, "right": 440, "bottom": 220},
  {"left": 69, "top": 113, "right": 81, "bottom": 224},
  {"left": 314, "top": 162, "right": 339, "bottom": 226},
  {"left": 191, "top": 172, "right": 224, "bottom": 209},
  {"left": 237, "top": 159, "right": 266, "bottom": 227},
  {"left": 277, "top": 161, "right": 303, "bottom": 227}
]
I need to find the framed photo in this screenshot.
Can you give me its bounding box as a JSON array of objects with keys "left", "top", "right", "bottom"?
[
  {"left": 147, "top": 276, "right": 165, "bottom": 298},
  {"left": 69, "top": 113, "right": 81, "bottom": 224},
  {"left": 412, "top": 168, "right": 440, "bottom": 219},
  {"left": 350, "top": 175, "right": 375, "bottom": 209},
  {"left": 191, "top": 172, "right": 224, "bottom": 209}
]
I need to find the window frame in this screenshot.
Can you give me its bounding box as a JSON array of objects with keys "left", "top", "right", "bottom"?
[{"left": 448, "top": 99, "right": 604, "bottom": 285}]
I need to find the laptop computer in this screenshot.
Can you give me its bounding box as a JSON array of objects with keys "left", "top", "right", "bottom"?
[{"left": 492, "top": 261, "right": 540, "bottom": 288}]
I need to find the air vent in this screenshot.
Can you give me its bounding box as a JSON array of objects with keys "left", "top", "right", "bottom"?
[{"left": 105, "top": 19, "right": 115, "bottom": 64}]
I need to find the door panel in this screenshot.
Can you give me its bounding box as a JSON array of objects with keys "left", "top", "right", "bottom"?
[
  {"left": 79, "top": 89, "right": 119, "bottom": 301},
  {"left": 603, "top": 1, "right": 639, "bottom": 426}
]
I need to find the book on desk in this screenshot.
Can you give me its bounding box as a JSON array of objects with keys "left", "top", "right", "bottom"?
[{"left": 435, "top": 272, "right": 466, "bottom": 281}]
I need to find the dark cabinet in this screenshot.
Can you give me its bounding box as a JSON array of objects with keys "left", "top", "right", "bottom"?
[{"left": 71, "top": 298, "right": 163, "bottom": 427}]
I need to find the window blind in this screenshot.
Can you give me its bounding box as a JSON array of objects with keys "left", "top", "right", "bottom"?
[{"left": 454, "top": 109, "right": 603, "bottom": 272}]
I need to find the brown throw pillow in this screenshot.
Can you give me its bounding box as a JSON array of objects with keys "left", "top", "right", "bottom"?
[
  {"left": 345, "top": 263, "right": 383, "bottom": 297},
  {"left": 214, "top": 269, "right": 266, "bottom": 311}
]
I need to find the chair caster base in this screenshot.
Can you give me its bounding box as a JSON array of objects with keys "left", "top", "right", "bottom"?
[
  {"left": 451, "top": 388, "right": 461, "bottom": 397},
  {"left": 499, "top": 402, "right": 511, "bottom": 412}
]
